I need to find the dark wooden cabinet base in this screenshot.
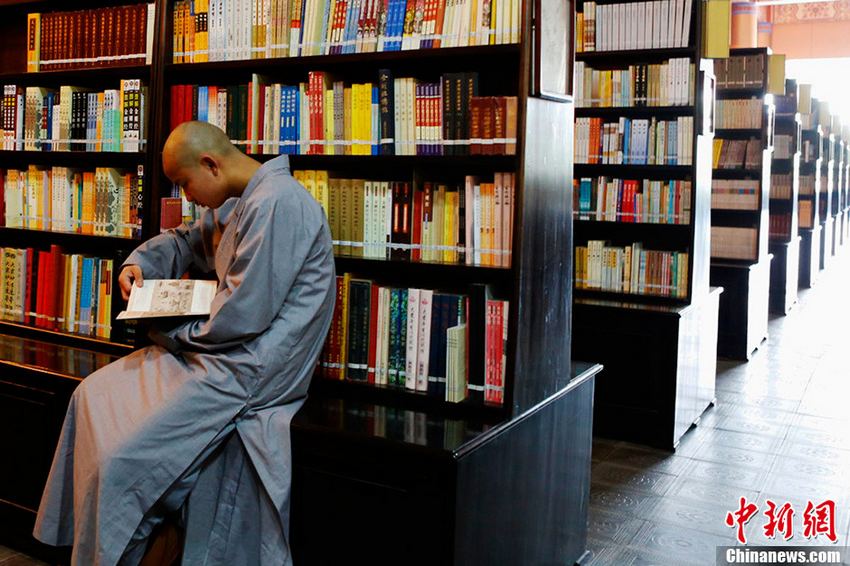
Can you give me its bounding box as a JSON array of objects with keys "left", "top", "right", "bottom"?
[
  {"left": 769, "top": 239, "right": 800, "bottom": 315},
  {"left": 572, "top": 290, "right": 720, "bottom": 450},
  {"left": 799, "top": 226, "right": 821, "bottom": 289},
  {"left": 819, "top": 217, "right": 833, "bottom": 271},
  {"left": 711, "top": 257, "right": 771, "bottom": 360},
  {"left": 290, "top": 365, "right": 600, "bottom": 566}
]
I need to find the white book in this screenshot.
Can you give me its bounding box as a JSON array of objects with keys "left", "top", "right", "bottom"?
[
  {"left": 473, "top": 183, "right": 482, "bottom": 264},
  {"left": 673, "top": 0, "right": 683, "bottom": 48},
  {"left": 373, "top": 285, "right": 385, "bottom": 384},
  {"left": 117, "top": 279, "right": 217, "bottom": 320},
  {"left": 651, "top": 2, "right": 660, "bottom": 49},
  {"left": 415, "top": 289, "right": 433, "bottom": 392},
  {"left": 381, "top": 287, "right": 392, "bottom": 384},
  {"left": 465, "top": 176, "right": 477, "bottom": 264},
  {"left": 405, "top": 288, "right": 420, "bottom": 390},
  {"left": 681, "top": 0, "right": 693, "bottom": 47},
  {"left": 146, "top": 4, "right": 156, "bottom": 64}
]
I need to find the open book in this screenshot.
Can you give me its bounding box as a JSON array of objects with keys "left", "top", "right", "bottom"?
[{"left": 116, "top": 279, "right": 218, "bottom": 320}]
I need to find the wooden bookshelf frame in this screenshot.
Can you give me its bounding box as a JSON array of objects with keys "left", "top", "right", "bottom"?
[
  {"left": 0, "top": 0, "right": 596, "bottom": 563},
  {"left": 767, "top": 77, "right": 801, "bottom": 315},
  {"left": 571, "top": 0, "right": 719, "bottom": 449}
]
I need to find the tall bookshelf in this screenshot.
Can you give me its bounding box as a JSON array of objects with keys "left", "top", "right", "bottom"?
[
  {"left": 816, "top": 101, "right": 834, "bottom": 271},
  {"left": 571, "top": 0, "right": 720, "bottom": 449},
  {"left": 840, "top": 129, "right": 850, "bottom": 246},
  {"left": 709, "top": 47, "right": 774, "bottom": 359},
  {"left": 768, "top": 77, "right": 801, "bottom": 315},
  {"left": 0, "top": 0, "right": 599, "bottom": 563},
  {"left": 829, "top": 116, "right": 843, "bottom": 256},
  {"left": 798, "top": 92, "right": 821, "bottom": 288},
  {"left": 0, "top": 2, "right": 156, "bottom": 557}
]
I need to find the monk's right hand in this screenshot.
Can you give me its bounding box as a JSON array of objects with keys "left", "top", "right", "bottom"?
[{"left": 119, "top": 265, "right": 144, "bottom": 301}]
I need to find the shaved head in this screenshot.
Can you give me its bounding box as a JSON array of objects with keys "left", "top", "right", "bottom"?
[{"left": 164, "top": 121, "right": 238, "bottom": 169}]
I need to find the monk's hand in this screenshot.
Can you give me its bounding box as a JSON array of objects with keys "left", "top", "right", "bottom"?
[{"left": 119, "top": 265, "right": 144, "bottom": 301}]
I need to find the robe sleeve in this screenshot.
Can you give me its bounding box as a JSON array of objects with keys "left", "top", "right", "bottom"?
[
  {"left": 157, "top": 190, "right": 317, "bottom": 353},
  {"left": 122, "top": 209, "right": 218, "bottom": 278}
]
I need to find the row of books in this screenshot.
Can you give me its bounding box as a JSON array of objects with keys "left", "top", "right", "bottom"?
[
  {"left": 0, "top": 334, "right": 116, "bottom": 379},
  {"left": 711, "top": 179, "right": 759, "bottom": 211},
  {"left": 0, "top": 245, "right": 115, "bottom": 339},
  {"left": 1, "top": 166, "right": 143, "bottom": 238},
  {"left": 770, "top": 173, "right": 793, "bottom": 200},
  {"left": 172, "top": 0, "right": 520, "bottom": 63},
  {"left": 800, "top": 175, "right": 815, "bottom": 196},
  {"left": 769, "top": 212, "right": 792, "bottom": 240},
  {"left": 26, "top": 6, "right": 155, "bottom": 72},
  {"left": 800, "top": 200, "right": 814, "bottom": 229},
  {"left": 575, "top": 0, "right": 693, "bottom": 53},
  {"left": 574, "top": 177, "right": 692, "bottom": 224},
  {"left": 715, "top": 54, "right": 766, "bottom": 90},
  {"left": 773, "top": 134, "right": 794, "bottom": 160},
  {"left": 712, "top": 138, "right": 762, "bottom": 169},
  {"left": 802, "top": 139, "right": 818, "bottom": 163},
  {"left": 170, "top": 71, "right": 517, "bottom": 156},
  {"left": 574, "top": 59, "right": 694, "bottom": 109},
  {"left": 575, "top": 116, "right": 694, "bottom": 165},
  {"left": 320, "top": 275, "right": 508, "bottom": 405},
  {"left": 2, "top": 81, "right": 146, "bottom": 153},
  {"left": 575, "top": 240, "right": 689, "bottom": 298},
  {"left": 710, "top": 226, "right": 757, "bottom": 260},
  {"left": 716, "top": 99, "right": 764, "bottom": 130},
  {"left": 293, "top": 170, "right": 514, "bottom": 266}
]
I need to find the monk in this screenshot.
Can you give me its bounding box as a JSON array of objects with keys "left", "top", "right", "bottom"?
[{"left": 33, "top": 121, "right": 336, "bottom": 565}]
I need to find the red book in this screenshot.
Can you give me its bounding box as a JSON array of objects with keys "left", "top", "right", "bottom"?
[
  {"left": 170, "top": 85, "right": 181, "bottom": 131},
  {"left": 0, "top": 171, "right": 4, "bottom": 227},
  {"left": 35, "top": 250, "right": 48, "bottom": 328},
  {"left": 24, "top": 248, "right": 34, "bottom": 325},
  {"left": 49, "top": 245, "right": 63, "bottom": 331},
  {"left": 183, "top": 84, "right": 193, "bottom": 126},
  {"left": 160, "top": 197, "right": 183, "bottom": 231},
  {"left": 411, "top": 185, "right": 423, "bottom": 262},
  {"left": 366, "top": 283, "right": 380, "bottom": 384}
]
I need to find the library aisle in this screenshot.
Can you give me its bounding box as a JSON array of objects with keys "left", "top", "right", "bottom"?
[{"left": 586, "top": 253, "right": 850, "bottom": 565}]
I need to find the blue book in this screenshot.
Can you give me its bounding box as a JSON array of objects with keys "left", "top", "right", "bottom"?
[
  {"left": 386, "top": 0, "right": 403, "bottom": 51},
  {"left": 318, "top": 0, "right": 333, "bottom": 55},
  {"left": 372, "top": 86, "right": 379, "bottom": 155},
  {"left": 277, "top": 85, "right": 289, "bottom": 153},
  {"left": 198, "top": 86, "right": 208, "bottom": 122},
  {"left": 45, "top": 92, "right": 54, "bottom": 151},
  {"left": 667, "top": 121, "right": 678, "bottom": 165},
  {"left": 342, "top": 0, "right": 361, "bottom": 54},
  {"left": 579, "top": 178, "right": 592, "bottom": 219},
  {"left": 78, "top": 257, "right": 94, "bottom": 335},
  {"left": 668, "top": 180, "right": 676, "bottom": 223},
  {"left": 294, "top": 87, "right": 301, "bottom": 155},
  {"left": 623, "top": 119, "right": 631, "bottom": 165}
]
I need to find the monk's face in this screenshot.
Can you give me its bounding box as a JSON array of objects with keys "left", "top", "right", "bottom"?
[{"left": 163, "top": 150, "right": 229, "bottom": 209}]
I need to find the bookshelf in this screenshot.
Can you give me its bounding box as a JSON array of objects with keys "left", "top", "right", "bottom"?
[
  {"left": 798, "top": 93, "right": 821, "bottom": 289},
  {"left": 0, "top": 0, "right": 598, "bottom": 563},
  {"left": 571, "top": 0, "right": 720, "bottom": 449},
  {"left": 817, "top": 103, "right": 834, "bottom": 271},
  {"left": 828, "top": 116, "right": 843, "bottom": 258},
  {"left": 768, "top": 77, "right": 800, "bottom": 315},
  {"left": 842, "top": 127, "right": 850, "bottom": 248},
  {"left": 708, "top": 47, "right": 774, "bottom": 360}
]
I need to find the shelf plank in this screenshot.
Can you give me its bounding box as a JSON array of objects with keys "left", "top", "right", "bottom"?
[
  {"left": 0, "top": 320, "right": 134, "bottom": 358},
  {"left": 0, "top": 150, "right": 145, "bottom": 168},
  {"left": 255, "top": 153, "right": 518, "bottom": 172},
  {"left": 575, "top": 47, "right": 695, "bottom": 64},
  {"left": 715, "top": 128, "right": 764, "bottom": 137},
  {"left": 711, "top": 168, "right": 763, "bottom": 179},
  {"left": 575, "top": 106, "right": 695, "bottom": 118},
  {"left": 0, "top": 227, "right": 141, "bottom": 250},
  {"left": 574, "top": 163, "right": 692, "bottom": 177},
  {"left": 166, "top": 44, "right": 521, "bottom": 76},
  {"left": 0, "top": 64, "right": 151, "bottom": 85}
]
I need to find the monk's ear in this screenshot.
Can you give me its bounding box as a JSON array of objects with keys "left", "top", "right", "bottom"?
[{"left": 199, "top": 154, "right": 220, "bottom": 176}]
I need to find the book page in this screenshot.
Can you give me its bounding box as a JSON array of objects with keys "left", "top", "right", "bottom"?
[{"left": 117, "top": 279, "right": 218, "bottom": 320}]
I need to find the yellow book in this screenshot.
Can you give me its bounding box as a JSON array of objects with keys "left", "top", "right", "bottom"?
[
  {"left": 338, "top": 272, "right": 351, "bottom": 379},
  {"left": 196, "top": 0, "right": 209, "bottom": 63},
  {"left": 82, "top": 171, "right": 95, "bottom": 235},
  {"left": 445, "top": 190, "right": 458, "bottom": 263},
  {"left": 798, "top": 84, "right": 812, "bottom": 115},
  {"left": 302, "top": 169, "right": 317, "bottom": 202},
  {"left": 328, "top": 178, "right": 341, "bottom": 254},
  {"left": 767, "top": 54, "right": 785, "bottom": 96},
  {"left": 712, "top": 139, "right": 723, "bottom": 168},
  {"left": 703, "top": 0, "right": 731, "bottom": 59},
  {"left": 315, "top": 169, "right": 329, "bottom": 215},
  {"left": 27, "top": 14, "right": 40, "bottom": 73},
  {"left": 324, "top": 88, "right": 334, "bottom": 153},
  {"left": 63, "top": 253, "right": 72, "bottom": 332},
  {"left": 343, "top": 86, "right": 352, "bottom": 155},
  {"left": 339, "top": 177, "right": 352, "bottom": 255},
  {"left": 576, "top": 13, "right": 583, "bottom": 53},
  {"left": 173, "top": 1, "right": 183, "bottom": 63},
  {"left": 433, "top": 185, "right": 445, "bottom": 263},
  {"left": 351, "top": 179, "right": 365, "bottom": 257}
]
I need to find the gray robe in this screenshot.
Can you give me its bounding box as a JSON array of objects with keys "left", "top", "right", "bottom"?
[{"left": 33, "top": 155, "right": 335, "bottom": 565}]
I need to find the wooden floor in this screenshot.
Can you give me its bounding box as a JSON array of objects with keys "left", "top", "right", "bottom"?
[
  {"left": 4, "top": 253, "right": 850, "bottom": 565},
  {"left": 586, "top": 248, "right": 850, "bottom": 565}
]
